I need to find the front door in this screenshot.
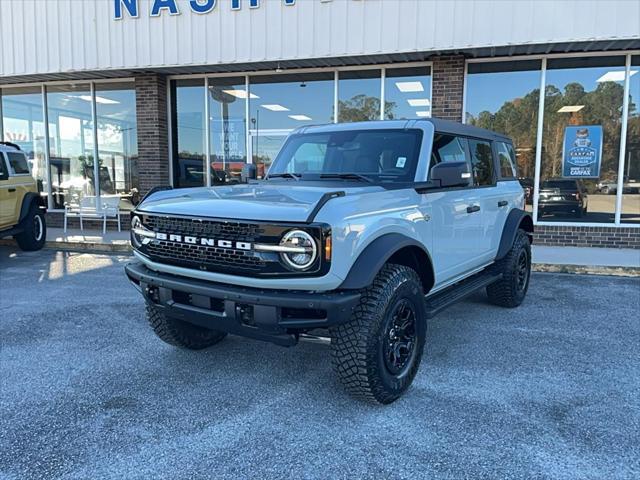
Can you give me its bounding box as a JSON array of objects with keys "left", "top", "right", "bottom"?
[
  {"left": 249, "top": 130, "right": 290, "bottom": 178},
  {"left": 426, "top": 134, "right": 487, "bottom": 288}
]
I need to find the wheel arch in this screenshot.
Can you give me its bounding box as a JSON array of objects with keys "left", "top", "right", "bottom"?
[
  {"left": 339, "top": 233, "right": 435, "bottom": 294},
  {"left": 495, "top": 208, "right": 533, "bottom": 261},
  {"left": 18, "top": 192, "right": 46, "bottom": 224}
]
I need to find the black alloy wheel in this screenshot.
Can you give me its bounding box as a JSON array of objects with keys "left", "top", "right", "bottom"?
[{"left": 383, "top": 299, "right": 418, "bottom": 376}]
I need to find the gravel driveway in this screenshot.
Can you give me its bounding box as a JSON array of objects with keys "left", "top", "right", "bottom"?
[{"left": 1, "top": 247, "right": 639, "bottom": 479}]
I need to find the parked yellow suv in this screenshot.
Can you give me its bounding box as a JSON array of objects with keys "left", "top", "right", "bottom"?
[{"left": 0, "top": 142, "right": 47, "bottom": 250}]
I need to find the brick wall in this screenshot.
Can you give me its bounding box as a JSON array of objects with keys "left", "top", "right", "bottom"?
[
  {"left": 135, "top": 74, "right": 170, "bottom": 196},
  {"left": 533, "top": 225, "right": 640, "bottom": 249},
  {"left": 430, "top": 55, "right": 465, "bottom": 121}
]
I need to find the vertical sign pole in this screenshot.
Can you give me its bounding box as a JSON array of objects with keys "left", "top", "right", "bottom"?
[
  {"left": 204, "top": 77, "right": 211, "bottom": 187},
  {"left": 41, "top": 85, "right": 54, "bottom": 210},
  {"left": 614, "top": 54, "right": 632, "bottom": 225},
  {"left": 334, "top": 71, "right": 339, "bottom": 123},
  {"left": 532, "top": 58, "right": 547, "bottom": 225},
  {"left": 91, "top": 83, "right": 101, "bottom": 208},
  {"left": 380, "top": 68, "right": 386, "bottom": 120}
]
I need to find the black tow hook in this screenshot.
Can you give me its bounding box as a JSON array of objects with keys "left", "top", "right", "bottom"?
[{"left": 144, "top": 285, "right": 160, "bottom": 303}]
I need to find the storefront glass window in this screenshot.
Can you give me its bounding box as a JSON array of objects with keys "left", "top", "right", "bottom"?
[
  {"left": 208, "top": 77, "right": 247, "bottom": 183},
  {"left": 249, "top": 72, "right": 334, "bottom": 177},
  {"left": 621, "top": 56, "right": 640, "bottom": 223},
  {"left": 384, "top": 67, "right": 432, "bottom": 120},
  {"left": 171, "top": 79, "right": 206, "bottom": 188},
  {"left": 465, "top": 60, "right": 542, "bottom": 211},
  {"left": 1, "top": 87, "right": 48, "bottom": 201},
  {"left": 539, "top": 57, "right": 626, "bottom": 223},
  {"left": 46, "top": 84, "right": 95, "bottom": 209},
  {"left": 95, "top": 82, "right": 139, "bottom": 210},
  {"left": 338, "top": 70, "right": 382, "bottom": 122}
]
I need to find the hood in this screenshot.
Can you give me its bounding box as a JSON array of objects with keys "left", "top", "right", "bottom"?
[{"left": 137, "top": 182, "right": 384, "bottom": 222}]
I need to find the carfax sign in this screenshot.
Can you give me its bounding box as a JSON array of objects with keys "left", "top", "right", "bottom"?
[{"left": 562, "top": 125, "right": 603, "bottom": 178}]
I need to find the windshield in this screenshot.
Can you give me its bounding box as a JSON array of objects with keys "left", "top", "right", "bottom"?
[{"left": 267, "top": 129, "right": 423, "bottom": 182}]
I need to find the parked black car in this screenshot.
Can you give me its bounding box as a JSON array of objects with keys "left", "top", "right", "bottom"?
[
  {"left": 518, "top": 177, "right": 534, "bottom": 205},
  {"left": 538, "top": 178, "right": 588, "bottom": 218}
]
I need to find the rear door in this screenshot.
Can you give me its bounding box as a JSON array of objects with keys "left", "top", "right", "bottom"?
[
  {"left": 4, "top": 151, "right": 33, "bottom": 222},
  {"left": 0, "top": 153, "right": 14, "bottom": 228},
  {"left": 487, "top": 141, "right": 523, "bottom": 255},
  {"left": 467, "top": 137, "right": 500, "bottom": 264}
]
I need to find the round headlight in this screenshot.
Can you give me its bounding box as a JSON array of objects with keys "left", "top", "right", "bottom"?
[
  {"left": 131, "top": 215, "right": 143, "bottom": 248},
  {"left": 131, "top": 215, "right": 155, "bottom": 248},
  {"left": 280, "top": 230, "right": 317, "bottom": 270}
]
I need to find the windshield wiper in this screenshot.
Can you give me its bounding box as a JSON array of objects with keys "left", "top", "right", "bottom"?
[
  {"left": 267, "top": 173, "right": 301, "bottom": 181},
  {"left": 320, "top": 173, "right": 374, "bottom": 183}
]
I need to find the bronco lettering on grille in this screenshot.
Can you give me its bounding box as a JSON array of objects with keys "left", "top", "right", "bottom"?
[{"left": 155, "top": 232, "right": 252, "bottom": 250}]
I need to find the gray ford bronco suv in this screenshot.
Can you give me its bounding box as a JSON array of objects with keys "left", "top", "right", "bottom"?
[{"left": 125, "top": 119, "right": 533, "bottom": 404}]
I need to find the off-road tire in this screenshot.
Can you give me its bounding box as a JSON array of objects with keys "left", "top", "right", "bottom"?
[
  {"left": 486, "top": 228, "right": 531, "bottom": 308},
  {"left": 146, "top": 304, "right": 227, "bottom": 350},
  {"left": 330, "top": 264, "right": 427, "bottom": 404},
  {"left": 15, "top": 204, "right": 46, "bottom": 251}
]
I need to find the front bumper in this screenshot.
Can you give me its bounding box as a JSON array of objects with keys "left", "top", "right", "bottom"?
[{"left": 125, "top": 261, "right": 361, "bottom": 346}]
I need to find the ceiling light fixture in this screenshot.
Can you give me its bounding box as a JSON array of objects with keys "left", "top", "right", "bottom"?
[
  {"left": 396, "top": 81, "right": 424, "bottom": 93},
  {"left": 222, "top": 89, "right": 259, "bottom": 99},
  {"left": 407, "top": 98, "right": 430, "bottom": 107},
  {"left": 415, "top": 111, "right": 431, "bottom": 117},
  {"left": 289, "top": 114, "right": 312, "bottom": 121},
  {"left": 261, "top": 104, "right": 290, "bottom": 111},
  {"left": 557, "top": 105, "right": 584, "bottom": 113},
  {"left": 596, "top": 70, "right": 637, "bottom": 83},
  {"left": 78, "top": 95, "right": 120, "bottom": 105}
]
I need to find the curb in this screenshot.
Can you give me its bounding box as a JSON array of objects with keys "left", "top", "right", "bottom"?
[
  {"left": 0, "top": 239, "right": 132, "bottom": 254},
  {"left": 532, "top": 263, "right": 640, "bottom": 277}
]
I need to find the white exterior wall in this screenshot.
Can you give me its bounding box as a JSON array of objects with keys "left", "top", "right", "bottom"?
[{"left": 1, "top": 0, "right": 639, "bottom": 77}]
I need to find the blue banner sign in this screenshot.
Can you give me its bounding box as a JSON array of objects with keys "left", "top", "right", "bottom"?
[
  {"left": 115, "top": 0, "right": 299, "bottom": 19},
  {"left": 562, "top": 125, "right": 603, "bottom": 178}
]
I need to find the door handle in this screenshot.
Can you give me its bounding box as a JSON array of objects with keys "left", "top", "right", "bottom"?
[
  {"left": 466, "top": 205, "right": 480, "bottom": 214},
  {"left": 8, "top": 188, "right": 16, "bottom": 192},
  {"left": 498, "top": 200, "right": 508, "bottom": 207}
]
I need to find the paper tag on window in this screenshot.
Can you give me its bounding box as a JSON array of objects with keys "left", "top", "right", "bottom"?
[{"left": 396, "top": 157, "right": 407, "bottom": 168}]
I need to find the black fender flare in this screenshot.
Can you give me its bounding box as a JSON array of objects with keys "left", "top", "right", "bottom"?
[
  {"left": 339, "top": 233, "right": 432, "bottom": 290},
  {"left": 495, "top": 208, "right": 533, "bottom": 261},
  {"left": 18, "top": 192, "right": 46, "bottom": 223}
]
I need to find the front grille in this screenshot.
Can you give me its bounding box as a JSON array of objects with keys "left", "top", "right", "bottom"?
[
  {"left": 134, "top": 212, "right": 329, "bottom": 277},
  {"left": 146, "top": 240, "right": 265, "bottom": 271},
  {"left": 143, "top": 216, "right": 263, "bottom": 241},
  {"left": 141, "top": 214, "right": 266, "bottom": 273}
]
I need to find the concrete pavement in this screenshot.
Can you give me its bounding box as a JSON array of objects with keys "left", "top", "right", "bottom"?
[{"left": 1, "top": 246, "right": 639, "bottom": 479}]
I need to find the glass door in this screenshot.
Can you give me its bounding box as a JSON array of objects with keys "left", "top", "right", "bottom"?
[{"left": 249, "top": 129, "right": 290, "bottom": 178}]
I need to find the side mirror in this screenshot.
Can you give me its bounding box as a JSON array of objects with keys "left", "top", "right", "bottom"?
[
  {"left": 429, "top": 161, "right": 472, "bottom": 188},
  {"left": 241, "top": 164, "right": 257, "bottom": 183}
]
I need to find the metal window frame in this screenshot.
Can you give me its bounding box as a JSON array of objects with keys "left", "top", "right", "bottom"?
[
  {"left": 0, "top": 78, "right": 137, "bottom": 211},
  {"left": 167, "top": 62, "right": 434, "bottom": 184},
  {"left": 463, "top": 51, "right": 640, "bottom": 228}
]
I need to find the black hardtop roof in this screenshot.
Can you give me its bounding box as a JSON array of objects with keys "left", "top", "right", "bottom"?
[
  {"left": 297, "top": 118, "right": 512, "bottom": 143},
  {"left": 421, "top": 118, "right": 513, "bottom": 143}
]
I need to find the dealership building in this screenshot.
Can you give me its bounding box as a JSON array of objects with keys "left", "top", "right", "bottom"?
[{"left": 1, "top": 0, "right": 639, "bottom": 248}]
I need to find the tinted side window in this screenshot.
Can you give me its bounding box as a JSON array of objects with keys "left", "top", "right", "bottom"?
[
  {"left": 468, "top": 139, "right": 494, "bottom": 186},
  {"left": 496, "top": 142, "right": 517, "bottom": 178},
  {"left": 430, "top": 134, "right": 468, "bottom": 166},
  {"left": 6, "top": 152, "right": 30, "bottom": 175}
]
